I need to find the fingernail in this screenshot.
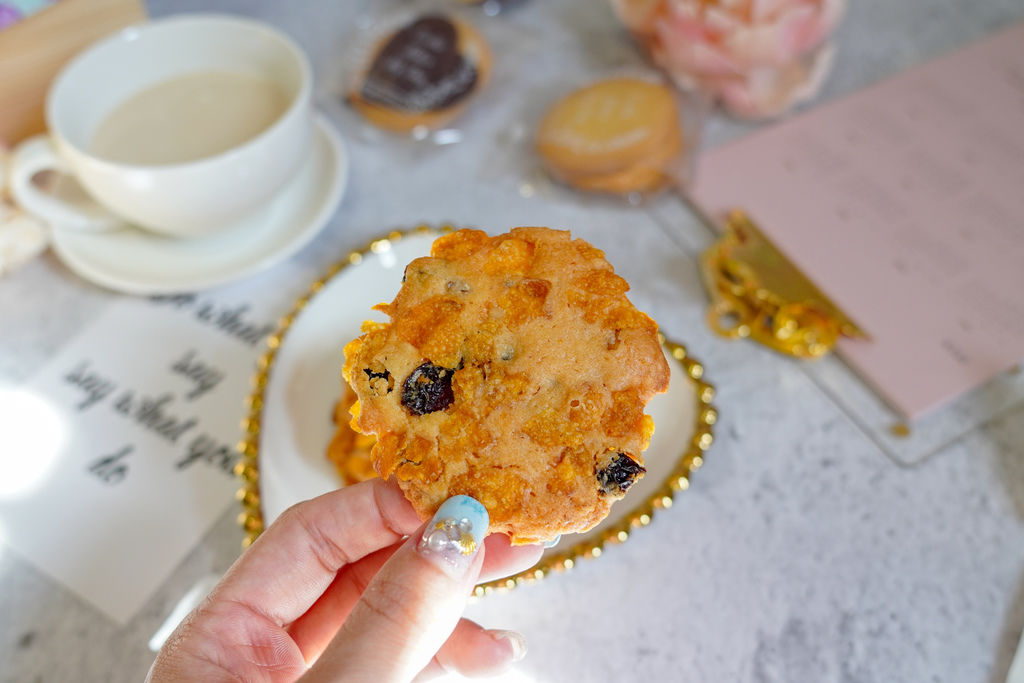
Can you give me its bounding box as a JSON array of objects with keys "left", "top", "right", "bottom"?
[
  {"left": 417, "top": 495, "right": 488, "bottom": 577},
  {"left": 489, "top": 630, "right": 527, "bottom": 662},
  {"left": 543, "top": 535, "right": 561, "bottom": 548}
]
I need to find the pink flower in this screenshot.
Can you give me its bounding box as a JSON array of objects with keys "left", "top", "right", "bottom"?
[
  {"left": 610, "top": 0, "right": 845, "bottom": 119},
  {"left": 0, "top": 5, "right": 23, "bottom": 31}
]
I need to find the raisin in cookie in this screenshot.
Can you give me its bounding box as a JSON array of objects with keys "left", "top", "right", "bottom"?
[{"left": 342, "top": 227, "right": 669, "bottom": 544}]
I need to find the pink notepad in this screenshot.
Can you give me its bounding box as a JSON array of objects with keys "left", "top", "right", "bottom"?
[{"left": 691, "top": 22, "right": 1024, "bottom": 419}]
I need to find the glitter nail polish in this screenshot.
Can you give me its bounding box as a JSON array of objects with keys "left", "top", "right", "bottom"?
[{"left": 417, "top": 495, "right": 488, "bottom": 577}]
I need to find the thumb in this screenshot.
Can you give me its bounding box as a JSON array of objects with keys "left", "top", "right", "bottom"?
[{"left": 303, "top": 495, "right": 489, "bottom": 683}]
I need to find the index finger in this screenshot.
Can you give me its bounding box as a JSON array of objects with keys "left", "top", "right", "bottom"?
[{"left": 215, "top": 477, "right": 423, "bottom": 626}]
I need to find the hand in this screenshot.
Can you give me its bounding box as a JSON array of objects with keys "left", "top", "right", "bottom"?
[{"left": 148, "top": 478, "right": 543, "bottom": 682}]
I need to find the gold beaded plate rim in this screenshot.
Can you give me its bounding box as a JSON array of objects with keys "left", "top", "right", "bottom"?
[{"left": 234, "top": 224, "right": 717, "bottom": 597}]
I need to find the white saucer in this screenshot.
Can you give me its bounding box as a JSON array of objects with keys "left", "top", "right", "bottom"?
[{"left": 50, "top": 115, "right": 347, "bottom": 295}]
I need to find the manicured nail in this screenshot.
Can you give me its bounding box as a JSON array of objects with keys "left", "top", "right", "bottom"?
[
  {"left": 417, "top": 495, "right": 488, "bottom": 577},
  {"left": 543, "top": 535, "right": 561, "bottom": 548},
  {"left": 489, "top": 630, "right": 527, "bottom": 662}
]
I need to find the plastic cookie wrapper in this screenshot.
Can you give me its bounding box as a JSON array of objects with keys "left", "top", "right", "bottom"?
[
  {"left": 324, "top": 0, "right": 495, "bottom": 146},
  {"left": 448, "top": 0, "right": 531, "bottom": 16},
  {"left": 522, "top": 70, "right": 706, "bottom": 207}
]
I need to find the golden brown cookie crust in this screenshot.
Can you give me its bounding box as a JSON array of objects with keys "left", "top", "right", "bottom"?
[
  {"left": 343, "top": 228, "right": 669, "bottom": 544},
  {"left": 327, "top": 386, "right": 378, "bottom": 486}
]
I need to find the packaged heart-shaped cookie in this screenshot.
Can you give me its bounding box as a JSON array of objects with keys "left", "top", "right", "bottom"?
[{"left": 346, "top": 10, "right": 492, "bottom": 134}]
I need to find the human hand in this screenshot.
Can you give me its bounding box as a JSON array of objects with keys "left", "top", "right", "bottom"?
[{"left": 148, "top": 478, "right": 544, "bottom": 682}]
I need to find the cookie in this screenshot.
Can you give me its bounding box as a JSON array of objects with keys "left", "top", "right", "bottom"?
[
  {"left": 348, "top": 14, "right": 492, "bottom": 133},
  {"left": 327, "top": 386, "right": 378, "bottom": 486},
  {"left": 342, "top": 227, "right": 670, "bottom": 544},
  {"left": 551, "top": 120, "right": 681, "bottom": 196},
  {"left": 536, "top": 77, "right": 680, "bottom": 177},
  {"left": 566, "top": 161, "right": 669, "bottom": 195}
]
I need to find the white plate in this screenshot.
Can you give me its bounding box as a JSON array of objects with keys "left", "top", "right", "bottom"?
[
  {"left": 258, "top": 230, "right": 700, "bottom": 556},
  {"left": 50, "top": 114, "right": 347, "bottom": 295}
]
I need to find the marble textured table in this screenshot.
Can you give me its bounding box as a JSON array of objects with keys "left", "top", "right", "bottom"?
[{"left": 2, "top": 0, "right": 1024, "bottom": 681}]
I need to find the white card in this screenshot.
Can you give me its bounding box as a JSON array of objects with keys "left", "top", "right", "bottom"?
[
  {"left": 1009, "top": 628, "right": 1024, "bottom": 683},
  {"left": 0, "top": 263, "right": 313, "bottom": 623}
]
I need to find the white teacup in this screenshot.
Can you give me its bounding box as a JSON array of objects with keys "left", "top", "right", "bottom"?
[{"left": 9, "top": 14, "right": 313, "bottom": 238}]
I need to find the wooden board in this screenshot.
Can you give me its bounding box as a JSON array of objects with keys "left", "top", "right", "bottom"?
[{"left": 0, "top": 0, "right": 147, "bottom": 144}]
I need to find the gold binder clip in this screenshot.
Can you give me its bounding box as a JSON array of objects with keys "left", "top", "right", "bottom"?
[{"left": 699, "top": 209, "right": 867, "bottom": 359}]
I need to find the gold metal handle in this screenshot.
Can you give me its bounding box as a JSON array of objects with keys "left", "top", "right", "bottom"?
[
  {"left": 699, "top": 210, "right": 866, "bottom": 360},
  {"left": 706, "top": 299, "right": 752, "bottom": 339}
]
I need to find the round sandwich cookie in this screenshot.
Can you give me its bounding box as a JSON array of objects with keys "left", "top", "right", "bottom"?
[
  {"left": 536, "top": 77, "right": 683, "bottom": 195},
  {"left": 551, "top": 119, "right": 682, "bottom": 195},
  {"left": 348, "top": 13, "right": 492, "bottom": 133},
  {"left": 342, "top": 227, "right": 670, "bottom": 544}
]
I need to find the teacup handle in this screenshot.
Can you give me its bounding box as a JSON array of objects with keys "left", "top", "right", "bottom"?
[{"left": 9, "top": 135, "right": 122, "bottom": 233}]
